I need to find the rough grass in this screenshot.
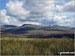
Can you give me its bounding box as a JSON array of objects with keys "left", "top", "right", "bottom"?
[{"left": 0, "top": 38, "right": 74, "bottom": 55}]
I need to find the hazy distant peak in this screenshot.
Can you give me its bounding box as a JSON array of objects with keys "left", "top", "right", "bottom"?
[{"left": 2, "top": 25, "right": 17, "bottom": 27}]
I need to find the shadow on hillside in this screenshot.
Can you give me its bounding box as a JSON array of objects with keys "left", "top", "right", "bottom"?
[{"left": 28, "top": 34, "right": 74, "bottom": 38}]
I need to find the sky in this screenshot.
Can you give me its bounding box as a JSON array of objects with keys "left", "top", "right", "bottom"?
[{"left": 0, "top": 0, "right": 75, "bottom": 27}]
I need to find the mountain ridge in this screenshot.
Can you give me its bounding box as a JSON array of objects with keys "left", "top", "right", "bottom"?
[{"left": 1, "top": 24, "right": 74, "bottom": 38}]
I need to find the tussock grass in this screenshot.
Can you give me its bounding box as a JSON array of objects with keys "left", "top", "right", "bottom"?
[{"left": 1, "top": 38, "right": 74, "bottom": 55}]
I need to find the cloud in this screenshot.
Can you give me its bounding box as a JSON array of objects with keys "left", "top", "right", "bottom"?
[
  {"left": 22, "top": 0, "right": 55, "bottom": 23},
  {"left": 22, "top": 21, "right": 41, "bottom": 25},
  {"left": 56, "top": 0, "right": 75, "bottom": 12},
  {"left": 0, "top": 10, "right": 20, "bottom": 26},
  {"left": 0, "top": 10, "right": 9, "bottom": 25},
  {"left": 0, "top": 0, "right": 74, "bottom": 27},
  {"left": 54, "top": 15, "right": 74, "bottom": 27},
  {"left": 6, "top": 0, "right": 30, "bottom": 20},
  {"left": 0, "top": 9, "right": 41, "bottom": 26}
]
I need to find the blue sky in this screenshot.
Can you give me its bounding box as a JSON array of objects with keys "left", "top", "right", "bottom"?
[
  {"left": 0, "top": 0, "right": 8, "bottom": 10},
  {"left": 0, "top": 0, "right": 75, "bottom": 27}
]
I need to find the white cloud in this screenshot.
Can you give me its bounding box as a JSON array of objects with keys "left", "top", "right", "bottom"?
[
  {"left": 23, "top": 0, "right": 55, "bottom": 20},
  {"left": 0, "top": 10, "right": 9, "bottom": 24},
  {"left": 0, "top": 10, "right": 20, "bottom": 26},
  {"left": 6, "top": 0, "right": 30, "bottom": 19},
  {"left": 23, "top": 22, "right": 41, "bottom": 26},
  {"left": 0, "top": 10, "right": 41, "bottom": 26},
  {"left": 0, "top": 0, "right": 74, "bottom": 27},
  {"left": 56, "top": 0, "right": 75, "bottom": 12},
  {"left": 54, "top": 15, "right": 74, "bottom": 26}
]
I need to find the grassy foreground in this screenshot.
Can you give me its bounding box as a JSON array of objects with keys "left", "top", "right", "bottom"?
[{"left": 0, "top": 38, "right": 74, "bottom": 55}]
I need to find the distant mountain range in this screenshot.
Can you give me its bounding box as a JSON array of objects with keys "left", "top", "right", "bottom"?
[{"left": 0, "top": 24, "right": 74, "bottom": 38}]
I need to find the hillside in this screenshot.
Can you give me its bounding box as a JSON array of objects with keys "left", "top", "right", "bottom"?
[
  {"left": 0, "top": 24, "right": 74, "bottom": 55},
  {"left": 1, "top": 24, "right": 74, "bottom": 38}
]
